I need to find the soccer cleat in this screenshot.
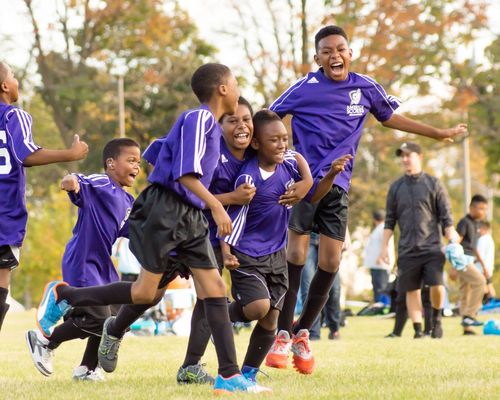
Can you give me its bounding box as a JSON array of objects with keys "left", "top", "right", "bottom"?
[
  {"left": 72, "top": 365, "right": 106, "bottom": 381},
  {"left": 98, "top": 317, "right": 123, "bottom": 373},
  {"left": 213, "top": 374, "right": 271, "bottom": 395},
  {"left": 265, "top": 330, "right": 291, "bottom": 369},
  {"left": 291, "top": 329, "right": 315, "bottom": 374},
  {"left": 413, "top": 331, "right": 425, "bottom": 339},
  {"left": 328, "top": 330, "right": 340, "bottom": 340},
  {"left": 385, "top": 332, "right": 401, "bottom": 338},
  {"left": 36, "top": 281, "right": 71, "bottom": 337},
  {"left": 461, "top": 317, "right": 483, "bottom": 327},
  {"left": 25, "top": 329, "right": 54, "bottom": 377},
  {"left": 176, "top": 362, "right": 215, "bottom": 385},
  {"left": 241, "top": 365, "right": 270, "bottom": 384}
]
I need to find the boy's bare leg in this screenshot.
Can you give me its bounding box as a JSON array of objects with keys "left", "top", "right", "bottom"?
[{"left": 0, "top": 269, "right": 11, "bottom": 331}]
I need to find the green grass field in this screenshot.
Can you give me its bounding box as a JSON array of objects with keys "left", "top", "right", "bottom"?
[{"left": 1, "top": 310, "right": 499, "bottom": 400}]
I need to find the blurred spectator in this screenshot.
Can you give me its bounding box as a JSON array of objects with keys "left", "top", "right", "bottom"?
[
  {"left": 475, "top": 220, "right": 495, "bottom": 299},
  {"left": 112, "top": 237, "right": 141, "bottom": 282}
]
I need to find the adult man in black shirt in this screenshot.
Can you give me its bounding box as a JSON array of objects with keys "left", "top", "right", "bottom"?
[
  {"left": 453, "top": 194, "right": 488, "bottom": 334},
  {"left": 379, "top": 142, "right": 460, "bottom": 339}
]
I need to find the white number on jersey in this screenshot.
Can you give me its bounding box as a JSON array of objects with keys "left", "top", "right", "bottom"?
[{"left": 0, "top": 130, "right": 12, "bottom": 175}]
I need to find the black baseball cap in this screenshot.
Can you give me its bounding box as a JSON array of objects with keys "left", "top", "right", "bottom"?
[{"left": 395, "top": 142, "right": 422, "bottom": 156}]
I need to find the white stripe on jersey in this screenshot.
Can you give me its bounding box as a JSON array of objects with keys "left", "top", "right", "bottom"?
[
  {"left": 224, "top": 174, "right": 253, "bottom": 246},
  {"left": 14, "top": 109, "right": 37, "bottom": 152},
  {"left": 181, "top": 109, "right": 213, "bottom": 177},
  {"left": 269, "top": 76, "right": 308, "bottom": 111},
  {"left": 283, "top": 150, "right": 299, "bottom": 175},
  {"left": 76, "top": 173, "right": 111, "bottom": 187},
  {"left": 357, "top": 74, "right": 399, "bottom": 112}
]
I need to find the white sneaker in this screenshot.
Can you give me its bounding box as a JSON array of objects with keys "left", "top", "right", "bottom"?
[
  {"left": 26, "top": 329, "right": 54, "bottom": 377},
  {"left": 72, "top": 365, "right": 106, "bottom": 381}
]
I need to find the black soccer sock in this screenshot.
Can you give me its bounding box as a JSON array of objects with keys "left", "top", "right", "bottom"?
[
  {"left": 107, "top": 303, "right": 154, "bottom": 338},
  {"left": 293, "top": 267, "right": 336, "bottom": 334},
  {"left": 47, "top": 318, "right": 90, "bottom": 349},
  {"left": 57, "top": 282, "right": 133, "bottom": 307},
  {"left": 392, "top": 295, "right": 408, "bottom": 336},
  {"left": 0, "top": 287, "right": 9, "bottom": 331},
  {"left": 422, "top": 287, "right": 432, "bottom": 333},
  {"left": 204, "top": 297, "right": 240, "bottom": 377},
  {"left": 432, "top": 307, "right": 442, "bottom": 323},
  {"left": 228, "top": 301, "right": 251, "bottom": 323},
  {"left": 413, "top": 322, "right": 422, "bottom": 334},
  {"left": 182, "top": 299, "right": 211, "bottom": 368},
  {"left": 277, "top": 262, "right": 303, "bottom": 334},
  {"left": 80, "top": 335, "right": 100, "bottom": 370},
  {"left": 242, "top": 323, "right": 276, "bottom": 368}
]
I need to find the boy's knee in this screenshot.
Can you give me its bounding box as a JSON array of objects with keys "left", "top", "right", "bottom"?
[
  {"left": 131, "top": 283, "right": 157, "bottom": 304},
  {"left": 322, "top": 256, "right": 341, "bottom": 273},
  {"left": 243, "top": 300, "right": 270, "bottom": 321},
  {"left": 287, "top": 248, "right": 308, "bottom": 265}
]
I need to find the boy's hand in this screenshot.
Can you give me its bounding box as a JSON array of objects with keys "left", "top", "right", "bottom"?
[
  {"left": 69, "top": 134, "right": 89, "bottom": 161},
  {"left": 279, "top": 180, "right": 309, "bottom": 206},
  {"left": 233, "top": 183, "right": 256, "bottom": 205},
  {"left": 439, "top": 124, "right": 467, "bottom": 142},
  {"left": 449, "top": 267, "right": 458, "bottom": 281},
  {"left": 377, "top": 247, "right": 390, "bottom": 266},
  {"left": 212, "top": 204, "right": 233, "bottom": 237},
  {"left": 327, "top": 154, "right": 353, "bottom": 176},
  {"left": 223, "top": 252, "right": 240, "bottom": 270},
  {"left": 60, "top": 175, "right": 80, "bottom": 193}
]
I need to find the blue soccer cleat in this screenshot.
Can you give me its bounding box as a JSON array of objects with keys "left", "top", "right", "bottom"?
[
  {"left": 241, "top": 365, "right": 259, "bottom": 383},
  {"left": 37, "top": 281, "right": 71, "bottom": 337},
  {"left": 213, "top": 373, "right": 271, "bottom": 395}
]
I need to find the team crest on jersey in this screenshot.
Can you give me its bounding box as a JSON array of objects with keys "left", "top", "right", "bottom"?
[
  {"left": 221, "top": 154, "right": 229, "bottom": 163},
  {"left": 347, "top": 88, "right": 364, "bottom": 116}
]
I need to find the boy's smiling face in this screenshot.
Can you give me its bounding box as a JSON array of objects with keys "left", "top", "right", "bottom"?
[
  {"left": 314, "top": 34, "right": 352, "bottom": 82},
  {"left": 252, "top": 120, "right": 288, "bottom": 170},
  {"left": 107, "top": 145, "right": 141, "bottom": 188},
  {"left": 221, "top": 103, "right": 254, "bottom": 153}
]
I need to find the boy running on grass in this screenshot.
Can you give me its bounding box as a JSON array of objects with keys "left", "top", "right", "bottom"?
[
  {"left": 26, "top": 138, "right": 140, "bottom": 381},
  {"left": 0, "top": 61, "right": 88, "bottom": 332},
  {"left": 267, "top": 25, "right": 467, "bottom": 374}
]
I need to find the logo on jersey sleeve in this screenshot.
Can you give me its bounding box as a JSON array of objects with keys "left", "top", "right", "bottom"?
[
  {"left": 307, "top": 76, "right": 319, "bottom": 84},
  {"left": 346, "top": 88, "right": 365, "bottom": 116},
  {"left": 119, "top": 207, "right": 132, "bottom": 230},
  {"left": 221, "top": 154, "right": 229, "bottom": 163}
]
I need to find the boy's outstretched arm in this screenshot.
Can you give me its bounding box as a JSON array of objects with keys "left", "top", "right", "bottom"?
[
  {"left": 23, "top": 134, "right": 89, "bottom": 166},
  {"left": 278, "top": 152, "right": 313, "bottom": 206},
  {"left": 381, "top": 114, "right": 467, "bottom": 142},
  {"left": 179, "top": 174, "right": 232, "bottom": 237},
  {"left": 310, "top": 154, "right": 353, "bottom": 203},
  {"left": 219, "top": 240, "right": 239, "bottom": 270}
]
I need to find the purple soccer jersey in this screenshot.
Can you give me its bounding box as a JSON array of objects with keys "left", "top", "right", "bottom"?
[
  {"left": 0, "top": 103, "right": 41, "bottom": 247},
  {"left": 224, "top": 151, "right": 302, "bottom": 257},
  {"left": 143, "top": 104, "right": 221, "bottom": 209},
  {"left": 62, "top": 174, "right": 134, "bottom": 287},
  {"left": 270, "top": 70, "right": 400, "bottom": 193},
  {"left": 204, "top": 138, "right": 248, "bottom": 247}
]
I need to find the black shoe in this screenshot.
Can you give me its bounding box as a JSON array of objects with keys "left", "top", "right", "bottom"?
[
  {"left": 385, "top": 332, "right": 401, "bottom": 338},
  {"left": 463, "top": 329, "right": 476, "bottom": 336},
  {"left": 413, "top": 331, "right": 424, "bottom": 339},
  {"left": 328, "top": 331, "right": 340, "bottom": 340},
  {"left": 431, "top": 321, "right": 443, "bottom": 338}
]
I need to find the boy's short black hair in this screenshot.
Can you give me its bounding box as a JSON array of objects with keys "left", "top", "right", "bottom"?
[
  {"left": 252, "top": 109, "right": 282, "bottom": 138},
  {"left": 191, "top": 63, "right": 232, "bottom": 103},
  {"left": 372, "top": 209, "right": 386, "bottom": 222},
  {"left": 102, "top": 138, "right": 140, "bottom": 169},
  {"left": 315, "top": 26, "right": 349, "bottom": 52},
  {"left": 219, "top": 96, "right": 254, "bottom": 123},
  {"left": 470, "top": 194, "right": 488, "bottom": 205}
]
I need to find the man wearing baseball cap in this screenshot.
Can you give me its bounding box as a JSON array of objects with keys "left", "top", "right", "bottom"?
[{"left": 378, "top": 142, "right": 460, "bottom": 339}]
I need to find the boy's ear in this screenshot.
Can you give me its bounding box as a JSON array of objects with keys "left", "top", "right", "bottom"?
[
  {"left": 106, "top": 157, "right": 115, "bottom": 169},
  {"left": 218, "top": 83, "right": 228, "bottom": 97},
  {"left": 250, "top": 137, "right": 259, "bottom": 151},
  {"left": 313, "top": 54, "right": 321, "bottom": 67}
]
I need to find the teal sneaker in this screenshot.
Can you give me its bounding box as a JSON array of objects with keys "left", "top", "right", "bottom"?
[
  {"left": 213, "top": 373, "right": 271, "bottom": 394},
  {"left": 36, "top": 281, "right": 71, "bottom": 337}
]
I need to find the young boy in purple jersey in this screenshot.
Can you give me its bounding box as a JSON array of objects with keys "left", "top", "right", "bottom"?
[
  {"left": 0, "top": 61, "right": 88, "bottom": 332},
  {"left": 25, "top": 138, "right": 140, "bottom": 381},
  {"left": 35, "top": 64, "right": 267, "bottom": 394},
  {"left": 177, "top": 96, "right": 256, "bottom": 385},
  {"left": 222, "top": 110, "right": 350, "bottom": 381},
  {"left": 266, "top": 25, "right": 468, "bottom": 374}
]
